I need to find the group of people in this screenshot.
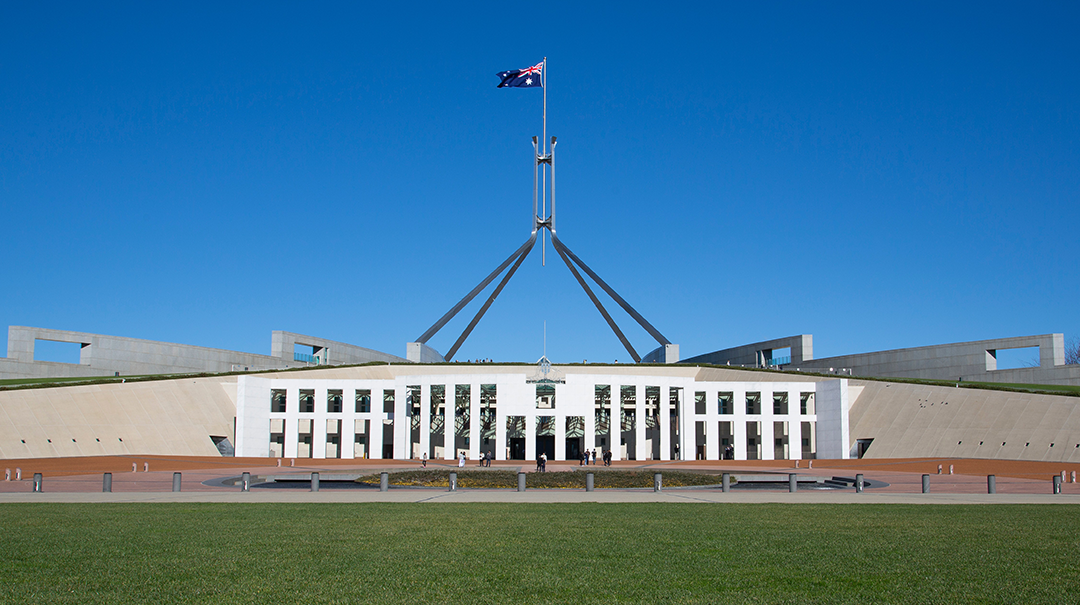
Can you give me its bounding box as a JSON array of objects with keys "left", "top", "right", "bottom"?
[
  {"left": 579, "top": 449, "right": 614, "bottom": 466},
  {"left": 535, "top": 452, "right": 547, "bottom": 472},
  {"left": 478, "top": 451, "right": 494, "bottom": 467}
]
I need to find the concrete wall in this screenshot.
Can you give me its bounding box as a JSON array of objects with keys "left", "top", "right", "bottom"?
[
  {"left": 848, "top": 379, "right": 1080, "bottom": 462},
  {"left": 0, "top": 326, "right": 406, "bottom": 380},
  {"left": 272, "top": 331, "right": 407, "bottom": 366},
  {"left": 682, "top": 335, "right": 813, "bottom": 367},
  {"left": 407, "top": 342, "right": 446, "bottom": 363},
  {"left": 796, "top": 334, "right": 1080, "bottom": 386},
  {"left": 0, "top": 376, "right": 237, "bottom": 459}
]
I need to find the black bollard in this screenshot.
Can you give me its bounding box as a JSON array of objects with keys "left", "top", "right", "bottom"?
[
  {"left": 922, "top": 474, "right": 930, "bottom": 494},
  {"left": 789, "top": 474, "right": 798, "bottom": 493},
  {"left": 517, "top": 472, "right": 526, "bottom": 492},
  {"left": 33, "top": 473, "right": 42, "bottom": 493},
  {"left": 722, "top": 473, "right": 730, "bottom": 493},
  {"left": 1053, "top": 475, "right": 1062, "bottom": 494},
  {"left": 311, "top": 472, "right": 320, "bottom": 492},
  {"left": 380, "top": 472, "right": 389, "bottom": 492},
  {"left": 855, "top": 473, "right": 864, "bottom": 494},
  {"left": 241, "top": 472, "right": 250, "bottom": 492},
  {"left": 103, "top": 472, "right": 112, "bottom": 493},
  {"left": 172, "top": 472, "right": 182, "bottom": 492},
  {"left": 586, "top": 472, "right": 594, "bottom": 492},
  {"left": 654, "top": 473, "right": 662, "bottom": 492},
  {"left": 987, "top": 475, "right": 996, "bottom": 494},
  {"left": 449, "top": 472, "right": 457, "bottom": 491}
]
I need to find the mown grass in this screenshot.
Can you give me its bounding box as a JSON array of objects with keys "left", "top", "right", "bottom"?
[
  {"left": 359, "top": 469, "right": 724, "bottom": 489},
  {"left": 1, "top": 504, "right": 1078, "bottom": 604}
]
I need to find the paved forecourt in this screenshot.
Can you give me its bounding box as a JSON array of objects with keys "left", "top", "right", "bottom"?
[{"left": 3, "top": 454, "right": 1080, "bottom": 504}]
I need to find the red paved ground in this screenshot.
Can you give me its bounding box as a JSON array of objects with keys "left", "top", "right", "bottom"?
[{"left": 1, "top": 455, "right": 1078, "bottom": 495}]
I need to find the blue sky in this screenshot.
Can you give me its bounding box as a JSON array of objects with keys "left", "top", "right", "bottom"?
[{"left": 2, "top": 2, "right": 1078, "bottom": 366}]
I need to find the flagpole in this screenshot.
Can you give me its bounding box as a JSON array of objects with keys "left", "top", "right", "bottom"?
[{"left": 541, "top": 56, "right": 547, "bottom": 266}]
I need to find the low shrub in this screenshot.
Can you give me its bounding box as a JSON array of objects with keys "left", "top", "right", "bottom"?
[{"left": 357, "top": 469, "right": 725, "bottom": 489}]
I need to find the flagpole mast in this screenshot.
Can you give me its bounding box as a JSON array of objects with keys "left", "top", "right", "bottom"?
[{"left": 541, "top": 56, "right": 547, "bottom": 266}]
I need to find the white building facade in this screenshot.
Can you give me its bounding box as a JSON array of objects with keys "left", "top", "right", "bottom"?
[{"left": 235, "top": 366, "right": 852, "bottom": 461}]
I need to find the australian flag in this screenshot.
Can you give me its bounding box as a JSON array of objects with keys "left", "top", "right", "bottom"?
[{"left": 496, "top": 61, "right": 544, "bottom": 88}]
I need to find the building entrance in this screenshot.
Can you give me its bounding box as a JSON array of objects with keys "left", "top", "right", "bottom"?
[
  {"left": 509, "top": 438, "right": 526, "bottom": 460},
  {"left": 536, "top": 436, "right": 555, "bottom": 461},
  {"left": 565, "top": 437, "right": 582, "bottom": 461}
]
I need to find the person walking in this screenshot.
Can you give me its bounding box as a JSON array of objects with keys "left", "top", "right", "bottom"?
[
  {"left": 422, "top": 452, "right": 428, "bottom": 468},
  {"left": 540, "top": 451, "right": 547, "bottom": 472},
  {"left": 458, "top": 452, "right": 466, "bottom": 468}
]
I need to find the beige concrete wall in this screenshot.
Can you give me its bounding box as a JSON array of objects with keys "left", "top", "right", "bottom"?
[
  {"left": 848, "top": 380, "right": 1080, "bottom": 462},
  {"left": 0, "top": 376, "right": 237, "bottom": 459}
]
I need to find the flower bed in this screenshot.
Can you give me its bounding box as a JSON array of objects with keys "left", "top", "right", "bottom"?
[{"left": 356, "top": 469, "right": 727, "bottom": 489}]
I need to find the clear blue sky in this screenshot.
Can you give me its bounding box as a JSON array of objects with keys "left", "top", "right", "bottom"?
[{"left": 2, "top": 2, "right": 1078, "bottom": 366}]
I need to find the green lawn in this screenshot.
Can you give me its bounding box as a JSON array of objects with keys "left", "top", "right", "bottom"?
[{"left": 1, "top": 504, "right": 1077, "bottom": 604}]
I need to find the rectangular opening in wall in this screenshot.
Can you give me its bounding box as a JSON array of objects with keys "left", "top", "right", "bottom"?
[
  {"left": 455, "top": 385, "right": 470, "bottom": 458},
  {"left": 746, "top": 392, "right": 761, "bottom": 415},
  {"left": 34, "top": 339, "right": 83, "bottom": 364},
  {"left": 507, "top": 415, "right": 525, "bottom": 459},
  {"left": 271, "top": 389, "right": 287, "bottom": 413},
  {"left": 382, "top": 390, "right": 395, "bottom": 459},
  {"left": 595, "top": 385, "right": 610, "bottom": 452},
  {"left": 771, "top": 347, "right": 791, "bottom": 366},
  {"left": 990, "top": 346, "right": 1040, "bottom": 370},
  {"left": 327, "top": 389, "right": 343, "bottom": 413},
  {"left": 299, "top": 389, "right": 315, "bottom": 413},
  {"left": 293, "top": 343, "right": 316, "bottom": 363},
  {"left": 480, "top": 384, "right": 497, "bottom": 460},
  {"left": 269, "top": 419, "right": 285, "bottom": 458},
  {"left": 773, "top": 393, "right": 788, "bottom": 415},
  {"left": 355, "top": 389, "right": 371, "bottom": 413},
  {"left": 718, "top": 392, "right": 733, "bottom": 415},
  {"left": 536, "top": 384, "right": 555, "bottom": 409}
]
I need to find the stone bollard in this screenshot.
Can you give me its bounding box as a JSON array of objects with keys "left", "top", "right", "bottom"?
[
  {"left": 143, "top": 462, "right": 149, "bottom": 472},
  {"left": 1062, "top": 470, "right": 1067, "bottom": 482},
  {"left": 808, "top": 460, "right": 813, "bottom": 469},
  {"left": 311, "top": 472, "right": 320, "bottom": 492},
  {"left": 654, "top": 473, "right": 662, "bottom": 492},
  {"left": 241, "top": 472, "right": 250, "bottom": 492},
  {"left": 4, "top": 468, "right": 9, "bottom": 481},
  {"left": 132, "top": 463, "right": 137, "bottom": 472},
  {"left": 33, "top": 473, "right": 43, "bottom": 493},
  {"left": 449, "top": 472, "right": 457, "bottom": 491},
  {"left": 795, "top": 460, "right": 799, "bottom": 468},
  {"left": 922, "top": 474, "right": 930, "bottom": 494},
  {"left": 290, "top": 459, "right": 295, "bottom": 467},
  {"left": 1053, "top": 475, "right": 1062, "bottom": 494},
  {"left": 987, "top": 475, "right": 996, "bottom": 494},
  {"left": 855, "top": 473, "right": 864, "bottom": 494},
  {"left": 277, "top": 459, "right": 282, "bottom": 467},
  {"left": 949, "top": 465, "right": 954, "bottom": 475},
  {"left": 15, "top": 468, "right": 21, "bottom": 480},
  {"left": 380, "top": 472, "right": 389, "bottom": 492},
  {"left": 937, "top": 464, "right": 942, "bottom": 474},
  {"left": 1072, "top": 471, "right": 1077, "bottom": 484},
  {"left": 103, "top": 473, "right": 112, "bottom": 493},
  {"left": 172, "top": 472, "right": 182, "bottom": 492},
  {"left": 789, "top": 474, "right": 798, "bottom": 493},
  {"left": 586, "top": 472, "right": 594, "bottom": 492},
  {"left": 517, "top": 472, "right": 526, "bottom": 492},
  {"left": 722, "top": 473, "right": 730, "bottom": 493}
]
